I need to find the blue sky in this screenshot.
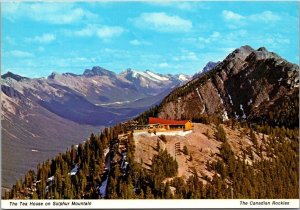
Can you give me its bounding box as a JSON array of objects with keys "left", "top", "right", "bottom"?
[{"left": 2, "top": 1, "right": 299, "bottom": 78}]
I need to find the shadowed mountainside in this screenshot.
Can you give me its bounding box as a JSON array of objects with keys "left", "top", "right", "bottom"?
[{"left": 155, "top": 46, "right": 299, "bottom": 128}]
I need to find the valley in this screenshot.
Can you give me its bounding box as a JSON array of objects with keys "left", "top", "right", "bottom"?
[{"left": 1, "top": 67, "right": 190, "bottom": 190}]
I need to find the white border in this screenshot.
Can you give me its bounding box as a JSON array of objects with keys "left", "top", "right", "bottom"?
[{"left": 1, "top": 199, "right": 299, "bottom": 209}]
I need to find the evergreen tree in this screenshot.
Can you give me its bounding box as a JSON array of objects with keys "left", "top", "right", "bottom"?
[{"left": 215, "top": 125, "right": 227, "bottom": 142}]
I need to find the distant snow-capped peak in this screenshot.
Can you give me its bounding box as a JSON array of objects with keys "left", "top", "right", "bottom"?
[
  {"left": 121, "top": 68, "right": 191, "bottom": 84},
  {"left": 144, "top": 70, "right": 170, "bottom": 82},
  {"left": 178, "top": 74, "right": 190, "bottom": 82},
  {"left": 122, "top": 69, "right": 170, "bottom": 83}
]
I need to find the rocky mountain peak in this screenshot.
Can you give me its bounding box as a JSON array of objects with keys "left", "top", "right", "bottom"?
[
  {"left": 121, "top": 68, "right": 135, "bottom": 75},
  {"left": 193, "top": 61, "right": 220, "bottom": 79},
  {"left": 257, "top": 47, "right": 267, "bottom": 52},
  {"left": 220, "top": 45, "right": 254, "bottom": 73},
  {"left": 48, "top": 72, "right": 61, "bottom": 79},
  {"left": 226, "top": 45, "right": 254, "bottom": 61},
  {"left": 219, "top": 45, "right": 286, "bottom": 76},
  {"left": 83, "top": 66, "right": 116, "bottom": 77},
  {"left": 155, "top": 45, "right": 299, "bottom": 128},
  {"left": 203, "top": 61, "right": 221, "bottom": 73},
  {"left": 1, "top": 71, "right": 29, "bottom": 81},
  {"left": 62, "top": 72, "right": 79, "bottom": 77},
  {"left": 246, "top": 46, "right": 281, "bottom": 62},
  {"left": 119, "top": 68, "right": 136, "bottom": 80}
]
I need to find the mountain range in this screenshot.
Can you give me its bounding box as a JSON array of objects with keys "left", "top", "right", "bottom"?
[{"left": 1, "top": 67, "right": 190, "bottom": 189}]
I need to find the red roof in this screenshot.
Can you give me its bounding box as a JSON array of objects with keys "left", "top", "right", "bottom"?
[{"left": 148, "top": 117, "right": 189, "bottom": 125}]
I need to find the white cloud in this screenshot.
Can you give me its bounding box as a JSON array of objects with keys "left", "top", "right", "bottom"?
[
  {"left": 2, "top": 2, "right": 19, "bottom": 14},
  {"left": 37, "top": 46, "right": 45, "bottom": 52},
  {"left": 133, "top": 12, "right": 192, "bottom": 32},
  {"left": 262, "top": 34, "right": 290, "bottom": 47},
  {"left": 185, "top": 52, "right": 198, "bottom": 61},
  {"left": 222, "top": 10, "right": 282, "bottom": 26},
  {"left": 7, "top": 50, "right": 34, "bottom": 58},
  {"left": 220, "top": 47, "right": 236, "bottom": 54},
  {"left": 176, "top": 2, "right": 194, "bottom": 11},
  {"left": 74, "top": 25, "right": 95, "bottom": 37},
  {"left": 2, "top": 2, "right": 20, "bottom": 21},
  {"left": 173, "top": 50, "right": 198, "bottom": 62},
  {"left": 158, "top": 62, "right": 169, "bottom": 68},
  {"left": 149, "top": 2, "right": 210, "bottom": 11},
  {"left": 3, "top": 3, "right": 98, "bottom": 24},
  {"left": 130, "top": 39, "right": 151, "bottom": 46},
  {"left": 249, "top": 11, "right": 281, "bottom": 23},
  {"left": 130, "top": 39, "right": 141, "bottom": 45},
  {"left": 222, "top": 10, "right": 245, "bottom": 21},
  {"left": 198, "top": 31, "right": 221, "bottom": 47},
  {"left": 25, "top": 33, "right": 56, "bottom": 44},
  {"left": 96, "top": 26, "right": 124, "bottom": 39},
  {"left": 226, "top": 30, "right": 248, "bottom": 40},
  {"left": 180, "top": 29, "right": 249, "bottom": 51},
  {"left": 70, "top": 25, "right": 124, "bottom": 39},
  {"left": 211, "top": 31, "right": 221, "bottom": 38},
  {"left": 206, "top": 30, "right": 248, "bottom": 48},
  {"left": 4, "top": 36, "right": 16, "bottom": 45}
]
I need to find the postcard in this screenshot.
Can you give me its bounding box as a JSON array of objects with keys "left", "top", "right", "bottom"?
[{"left": 1, "top": 1, "right": 299, "bottom": 209}]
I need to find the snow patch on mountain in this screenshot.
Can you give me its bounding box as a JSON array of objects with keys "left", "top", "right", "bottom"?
[
  {"left": 228, "top": 94, "right": 233, "bottom": 105},
  {"left": 240, "top": 104, "right": 246, "bottom": 119},
  {"left": 130, "top": 69, "right": 169, "bottom": 83},
  {"left": 146, "top": 70, "right": 169, "bottom": 81},
  {"left": 178, "top": 74, "right": 190, "bottom": 81}
]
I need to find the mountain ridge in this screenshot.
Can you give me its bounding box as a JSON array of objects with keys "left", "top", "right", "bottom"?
[
  {"left": 2, "top": 66, "right": 191, "bottom": 80},
  {"left": 1, "top": 71, "right": 29, "bottom": 81},
  {"left": 140, "top": 45, "right": 299, "bottom": 128}
]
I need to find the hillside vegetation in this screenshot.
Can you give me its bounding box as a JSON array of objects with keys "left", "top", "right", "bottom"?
[{"left": 4, "top": 119, "right": 299, "bottom": 199}]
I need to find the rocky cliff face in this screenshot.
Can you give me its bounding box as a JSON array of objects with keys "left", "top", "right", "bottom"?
[{"left": 157, "top": 46, "right": 299, "bottom": 128}]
